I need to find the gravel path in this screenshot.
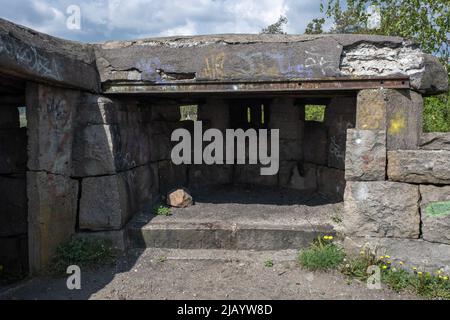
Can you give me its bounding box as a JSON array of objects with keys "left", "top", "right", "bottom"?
[{"left": 0, "top": 248, "right": 420, "bottom": 300}]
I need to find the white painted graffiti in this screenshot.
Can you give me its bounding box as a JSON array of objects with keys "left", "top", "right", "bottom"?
[{"left": 0, "top": 35, "right": 62, "bottom": 80}]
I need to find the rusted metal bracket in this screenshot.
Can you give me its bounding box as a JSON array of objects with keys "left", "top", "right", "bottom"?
[{"left": 103, "top": 76, "right": 410, "bottom": 95}]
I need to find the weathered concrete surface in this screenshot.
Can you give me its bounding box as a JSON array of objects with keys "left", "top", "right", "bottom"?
[
  {"left": 188, "top": 165, "right": 233, "bottom": 189},
  {"left": 0, "top": 175, "right": 27, "bottom": 237},
  {"left": 343, "top": 181, "right": 420, "bottom": 238},
  {"left": 345, "top": 129, "right": 386, "bottom": 181},
  {"left": 387, "top": 150, "right": 450, "bottom": 184},
  {"left": 0, "top": 105, "right": 20, "bottom": 128},
  {"left": 0, "top": 235, "right": 28, "bottom": 274},
  {"left": 341, "top": 43, "right": 448, "bottom": 94},
  {"left": 27, "top": 171, "right": 78, "bottom": 272},
  {"left": 303, "top": 121, "right": 328, "bottom": 165},
  {"left": 79, "top": 165, "right": 157, "bottom": 231},
  {"left": 356, "top": 89, "right": 387, "bottom": 130},
  {"left": 72, "top": 123, "right": 151, "bottom": 176},
  {"left": 158, "top": 160, "right": 187, "bottom": 194},
  {"left": 344, "top": 237, "right": 450, "bottom": 272},
  {"left": 74, "top": 230, "right": 127, "bottom": 251},
  {"left": 317, "top": 166, "right": 345, "bottom": 200},
  {"left": 386, "top": 90, "right": 423, "bottom": 150},
  {"left": 420, "top": 132, "right": 450, "bottom": 151},
  {"left": 128, "top": 186, "right": 340, "bottom": 251},
  {"left": 0, "top": 18, "right": 99, "bottom": 92},
  {"left": 326, "top": 97, "right": 356, "bottom": 170},
  {"left": 96, "top": 34, "right": 447, "bottom": 94},
  {"left": 0, "top": 128, "right": 27, "bottom": 174},
  {"left": 420, "top": 185, "right": 450, "bottom": 245},
  {"left": 26, "top": 83, "right": 79, "bottom": 176},
  {"left": 356, "top": 89, "right": 423, "bottom": 150},
  {"left": 279, "top": 161, "right": 317, "bottom": 191}
]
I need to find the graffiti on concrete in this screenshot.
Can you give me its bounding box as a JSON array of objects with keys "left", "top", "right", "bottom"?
[
  {"left": 426, "top": 201, "right": 450, "bottom": 217},
  {"left": 0, "top": 34, "right": 62, "bottom": 81}
]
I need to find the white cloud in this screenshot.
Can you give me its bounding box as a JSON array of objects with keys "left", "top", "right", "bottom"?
[{"left": 0, "top": 0, "right": 327, "bottom": 42}]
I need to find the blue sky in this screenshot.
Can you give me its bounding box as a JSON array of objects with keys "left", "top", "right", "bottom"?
[{"left": 0, "top": 0, "right": 331, "bottom": 43}]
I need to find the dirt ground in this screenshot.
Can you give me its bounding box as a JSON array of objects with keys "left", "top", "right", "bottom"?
[{"left": 0, "top": 248, "right": 421, "bottom": 300}]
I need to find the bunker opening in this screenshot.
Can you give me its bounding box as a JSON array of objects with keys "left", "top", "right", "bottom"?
[{"left": 0, "top": 74, "right": 28, "bottom": 282}]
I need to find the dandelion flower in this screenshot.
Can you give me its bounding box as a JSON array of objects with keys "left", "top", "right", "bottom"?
[{"left": 382, "top": 265, "right": 387, "bottom": 269}]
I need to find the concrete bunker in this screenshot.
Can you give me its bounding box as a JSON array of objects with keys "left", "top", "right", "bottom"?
[{"left": 0, "top": 18, "right": 449, "bottom": 276}]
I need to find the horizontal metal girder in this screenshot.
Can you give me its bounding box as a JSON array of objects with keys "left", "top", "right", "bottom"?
[{"left": 103, "top": 77, "right": 410, "bottom": 95}]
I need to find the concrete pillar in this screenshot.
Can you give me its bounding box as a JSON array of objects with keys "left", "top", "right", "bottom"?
[
  {"left": 26, "top": 83, "right": 80, "bottom": 272},
  {"left": 356, "top": 89, "right": 423, "bottom": 150}
]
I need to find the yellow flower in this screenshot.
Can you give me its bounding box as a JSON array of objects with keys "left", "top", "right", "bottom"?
[
  {"left": 412, "top": 267, "right": 417, "bottom": 271},
  {"left": 379, "top": 256, "right": 385, "bottom": 260},
  {"left": 399, "top": 261, "right": 404, "bottom": 265},
  {"left": 328, "top": 236, "right": 333, "bottom": 240},
  {"left": 439, "top": 275, "right": 443, "bottom": 279},
  {"left": 382, "top": 265, "right": 388, "bottom": 269},
  {"left": 360, "top": 251, "right": 365, "bottom": 256},
  {"left": 444, "top": 276, "right": 449, "bottom": 281},
  {"left": 386, "top": 261, "right": 392, "bottom": 264},
  {"left": 436, "top": 270, "right": 442, "bottom": 275},
  {"left": 385, "top": 255, "right": 391, "bottom": 259},
  {"left": 418, "top": 272, "right": 423, "bottom": 276}
]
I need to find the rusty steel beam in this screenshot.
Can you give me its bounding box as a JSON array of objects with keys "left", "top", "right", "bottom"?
[{"left": 103, "top": 77, "right": 410, "bottom": 95}]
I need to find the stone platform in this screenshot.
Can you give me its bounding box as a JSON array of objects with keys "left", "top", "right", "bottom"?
[{"left": 126, "top": 185, "right": 342, "bottom": 251}]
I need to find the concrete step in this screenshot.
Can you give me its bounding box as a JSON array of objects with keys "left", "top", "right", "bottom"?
[
  {"left": 126, "top": 193, "right": 341, "bottom": 250},
  {"left": 128, "top": 221, "right": 334, "bottom": 251}
]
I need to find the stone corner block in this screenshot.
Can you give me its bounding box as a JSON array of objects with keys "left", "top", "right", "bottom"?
[
  {"left": 343, "top": 181, "right": 420, "bottom": 238},
  {"left": 345, "top": 129, "right": 386, "bottom": 181},
  {"left": 420, "top": 185, "right": 450, "bottom": 245},
  {"left": 387, "top": 150, "right": 450, "bottom": 184}
]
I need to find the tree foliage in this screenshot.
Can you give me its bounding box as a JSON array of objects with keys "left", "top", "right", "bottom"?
[
  {"left": 305, "top": 18, "right": 326, "bottom": 34},
  {"left": 305, "top": 0, "right": 450, "bottom": 132},
  {"left": 261, "top": 16, "right": 288, "bottom": 34},
  {"left": 320, "top": 0, "right": 449, "bottom": 63}
]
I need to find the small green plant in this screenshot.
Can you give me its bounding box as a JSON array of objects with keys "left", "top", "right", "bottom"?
[
  {"left": 154, "top": 204, "right": 171, "bottom": 216},
  {"left": 298, "top": 235, "right": 345, "bottom": 271},
  {"left": 50, "top": 238, "right": 117, "bottom": 275},
  {"left": 343, "top": 249, "right": 450, "bottom": 299},
  {"left": 331, "top": 215, "right": 342, "bottom": 224},
  {"left": 341, "top": 249, "right": 379, "bottom": 281},
  {"left": 264, "top": 260, "right": 274, "bottom": 268}
]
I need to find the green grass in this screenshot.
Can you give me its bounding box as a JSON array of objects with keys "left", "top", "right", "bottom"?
[
  {"left": 50, "top": 238, "right": 117, "bottom": 275},
  {"left": 298, "top": 236, "right": 345, "bottom": 271},
  {"left": 153, "top": 204, "right": 171, "bottom": 216},
  {"left": 342, "top": 249, "right": 450, "bottom": 299},
  {"left": 423, "top": 93, "right": 450, "bottom": 132},
  {"left": 305, "top": 105, "right": 326, "bottom": 122},
  {"left": 264, "top": 259, "right": 274, "bottom": 268}
]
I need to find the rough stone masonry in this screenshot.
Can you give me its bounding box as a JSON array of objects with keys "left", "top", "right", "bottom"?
[{"left": 0, "top": 17, "right": 449, "bottom": 273}]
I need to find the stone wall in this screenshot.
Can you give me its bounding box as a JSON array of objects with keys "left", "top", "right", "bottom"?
[
  {"left": 343, "top": 88, "right": 450, "bottom": 270},
  {"left": 0, "top": 94, "right": 28, "bottom": 275},
  {"left": 300, "top": 97, "right": 356, "bottom": 200}
]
